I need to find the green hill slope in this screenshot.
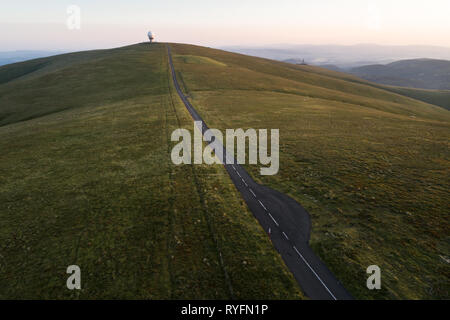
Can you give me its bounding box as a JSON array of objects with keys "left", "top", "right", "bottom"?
[
  {"left": 0, "top": 46, "right": 167, "bottom": 126},
  {"left": 350, "top": 59, "right": 450, "bottom": 90},
  {"left": 1, "top": 42, "right": 449, "bottom": 300},
  {"left": 170, "top": 43, "right": 450, "bottom": 299},
  {"left": 288, "top": 62, "right": 450, "bottom": 111},
  {"left": 380, "top": 86, "right": 450, "bottom": 111},
  {"left": 0, "top": 44, "right": 303, "bottom": 299}
]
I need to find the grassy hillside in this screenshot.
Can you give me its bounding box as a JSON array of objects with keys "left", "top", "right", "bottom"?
[
  {"left": 170, "top": 43, "right": 450, "bottom": 299},
  {"left": 380, "top": 87, "right": 450, "bottom": 111},
  {"left": 294, "top": 62, "right": 450, "bottom": 111},
  {"left": 0, "top": 47, "right": 162, "bottom": 126},
  {"left": 350, "top": 59, "right": 450, "bottom": 90},
  {"left": 0, "top": 43, "right": 303, "bottom": 299}
]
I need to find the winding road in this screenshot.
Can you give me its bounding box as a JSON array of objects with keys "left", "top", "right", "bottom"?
[{"left": 167, "top": 45, "right": 353, "bottom": 300}]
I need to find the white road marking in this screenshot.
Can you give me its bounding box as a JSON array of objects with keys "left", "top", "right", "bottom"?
[
  {"left": 236, "top": 171, "right": 242, "bottom": 178},
  {"left": 258, "top": 200, "right": 267, "bottom": 211},
  {"left": 282, "top": 232, "right": 289, "bottom": 240},
  {"left": 293, "top": 246, "right": 337, "bottom": 300},
  {"left": 268, "top": 213, "right": 279, "bottom": 227},
  {"left": 242, "top": 180, "right": 248, "bottom": 187},
  {"left": 249, "top": 189, "right": 257, "bottom": 198}
]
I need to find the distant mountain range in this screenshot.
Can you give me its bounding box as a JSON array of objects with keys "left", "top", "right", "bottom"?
[
  {"left": 223, "top": 44, "right": 450, "bottom": 68},
  {"left": 283, "top": 58, "right": 450, "bottom": 108},
  {"left": 303, "top": 59, "right": 450, "bottom": 91},
  {"left": 0, "top": 51, "right": 63, "bottom": 66}
]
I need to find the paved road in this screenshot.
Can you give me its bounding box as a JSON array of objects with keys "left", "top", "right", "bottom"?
[{"left": 167, "top": 45, "right": 353, "bottom": 300}]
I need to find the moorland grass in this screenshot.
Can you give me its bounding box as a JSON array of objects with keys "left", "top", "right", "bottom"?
[
  {"left": 175, "top": 55, "right": 227, "bottom": 67},
  {"left": 170, "top": 43, "right": 450, "bottom": 300},
  {"left": 0, "top": 43, "right": 302, "bottom": 299}
]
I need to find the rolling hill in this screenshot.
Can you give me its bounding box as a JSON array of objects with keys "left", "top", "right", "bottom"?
[
  {"left": 169, "top": 43, "right": 450, "bottom": 299},
  {"left": 1, "top": 43, "right": 449, "bottom": 299},
  {"left": 0, "top": 51, "right": 62, "bottom": 67},
  {"left": 380, "top": 86, "right": 450, "bottom": 111},
  {"left": 287, "top": 61, "right": 450, "bottom": 111},
  {"left": 0, "top": 44, "right": 303, "bottom": 299},
  {"left": 350, "top": 59, "right": 450, "bottom": 90}
]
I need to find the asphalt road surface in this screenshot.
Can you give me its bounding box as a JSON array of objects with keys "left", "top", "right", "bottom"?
[{"left": 167, "top": 45, "right": 353, "bottom": 300}]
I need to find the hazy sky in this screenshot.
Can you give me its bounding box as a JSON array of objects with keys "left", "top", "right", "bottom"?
[{"left": 1, "top": 0, "right": 450, "bottom": 51}]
